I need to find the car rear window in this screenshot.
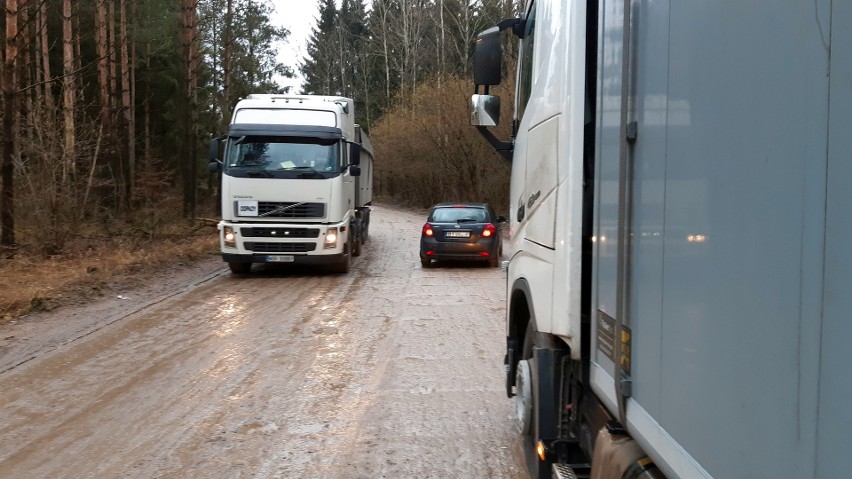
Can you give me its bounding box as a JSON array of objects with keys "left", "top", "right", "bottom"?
[{"left": 430, "top": 207, "right": 489, "bottom": 223}]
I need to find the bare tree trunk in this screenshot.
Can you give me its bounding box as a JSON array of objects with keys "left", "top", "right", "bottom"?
[
  {"left": 38, "top": 0, "right": 53, "bottom": 112},
  {"left": 62, "top": 0, "right": 76, "bottom": 183},
  {"left": 338, "top": 26, "right": 347, "bottom": 96},
  {"left": 108, "top": 0, "right": 117, "bottom": 103},
  {"left": 439, "top": 0, "right": 444, "bottom": 88},
  {"left": 73, "top": 2, "right": 83, "bottom": 94},
  {"left": 130, "top": 0, "right": 137, "bottom": 197},
  {"left": 2, "top": 0, "right": 19, "bottom": 247},
  {"left": 144, "top": 42, "right": 151, "bottom": 173},
  {"left": 189, "top": 2, "right": 199, "bottom": 220},
  {"left": 96, "top": 0, "right": 110, "bottom": 123},
  {"left": 369, "top": 1, "right": 392, "bottom": 105},
  {"left": 20, "top": 0, "right": 33, "bottom": 118},
  {"left": 222, "top": 0, "right": 232, "bottom": 130},
  {"left": 182, "top": 0, "right": 199, "bottom": 220},
  {"left": 120, "top": 0, "right": 133, "bottom": 203}
]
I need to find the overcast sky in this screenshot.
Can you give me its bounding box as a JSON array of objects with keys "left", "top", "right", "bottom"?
[{"left": 271, "top": 0, "right": 328, "bottom": 93}]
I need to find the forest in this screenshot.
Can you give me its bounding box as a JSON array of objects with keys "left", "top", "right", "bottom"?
[{"left": 0, "top": 0, "right": 517, "bottom": 317}]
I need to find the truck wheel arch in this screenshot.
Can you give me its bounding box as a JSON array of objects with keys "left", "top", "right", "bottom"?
[
  {"left": 508, "top": 279, "right": 561, "bottom": 394},
  {"left": 509, "top": 278, "right": 559, "bottom": 351}
]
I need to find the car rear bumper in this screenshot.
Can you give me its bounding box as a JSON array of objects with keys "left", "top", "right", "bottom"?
[{"left": 420, "top": 237, "right": 499, "bottom": 260}]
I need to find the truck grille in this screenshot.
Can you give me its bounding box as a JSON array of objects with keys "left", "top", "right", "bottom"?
[
  {"left": 240, "top": 227, "right": 320, "bottom": 239},
  {"left": 244, "top": 242, "right": 317, "bottom": 253},
  {"left": 257, "top": 202, "right": 325, "bottom": 219}
]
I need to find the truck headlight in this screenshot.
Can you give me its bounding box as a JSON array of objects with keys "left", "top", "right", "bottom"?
[
  {"left": 324, "top": 227, "right": 338, "bottom": 249},
  {"left": 224, "top": 226, "right": 237, "bottom": 248}
]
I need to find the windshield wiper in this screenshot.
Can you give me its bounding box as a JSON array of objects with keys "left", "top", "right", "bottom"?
[
  {"left": 245, "top": 169, "right": 273, "bottom": 178},
  {"left": 284, "top": 166, "right": 327, "bottom": 178}
]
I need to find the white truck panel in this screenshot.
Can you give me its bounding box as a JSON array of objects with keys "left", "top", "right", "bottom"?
[{"left": 233, "top": 108, "right": 337, "bottom": 127}]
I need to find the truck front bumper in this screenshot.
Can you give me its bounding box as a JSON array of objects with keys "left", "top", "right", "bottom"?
[{"left": 222, "top": 252, "right": 346, "bottom": 265}]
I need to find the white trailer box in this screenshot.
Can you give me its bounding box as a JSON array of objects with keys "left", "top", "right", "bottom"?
[{"left": 470, "top": 1, "right": 851, "bottom": 478}]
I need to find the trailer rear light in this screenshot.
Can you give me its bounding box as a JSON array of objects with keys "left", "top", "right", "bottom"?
[
  {"left": 422, "top": 223, "right": 434, "bottom": 237},
  {"left": 324, "top": 227, "right": 338, "bottom": 249},
  {"left": 482, "top": 223, "right": 496, "bottom": 237},
  {"left": 223, "top": 226, "right": 237, "bottom": 248},
  {"left": 537, "top": 440, "right": 546, "bottom": 461}
]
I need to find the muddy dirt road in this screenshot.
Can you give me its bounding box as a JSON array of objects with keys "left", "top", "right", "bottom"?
[{"left": 0, "top": 205, "right": 530, "bottom": 478}]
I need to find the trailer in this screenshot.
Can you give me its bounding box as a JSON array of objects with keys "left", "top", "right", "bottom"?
[{"left": 470, "top": 1, "right": 851, "bottom": 478}]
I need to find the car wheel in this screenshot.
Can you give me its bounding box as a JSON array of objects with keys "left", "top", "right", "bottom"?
[
  {"left": 228, "top": 262, "right": 252, "bottom": 274},
  {"left": 490, "top": 257, "right": 499, "bottom": 268}
]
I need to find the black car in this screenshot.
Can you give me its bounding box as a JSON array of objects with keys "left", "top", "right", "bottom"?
[{"left": 419, "top": 203, "right": 505, "bottom": 268}]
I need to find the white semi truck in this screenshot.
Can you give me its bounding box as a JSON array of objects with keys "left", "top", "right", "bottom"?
[
  {"left": 209, "top": 95, "right": 373, "bottom": 274},
  {"left": 471, "top": 1, "right": 850, "bottom": 478}
]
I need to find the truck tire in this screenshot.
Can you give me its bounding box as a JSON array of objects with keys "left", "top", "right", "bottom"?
[
  {"left": 331, "top": 242, "right": 351, "bottom": 274},
  {"left": 352, "top": 232, "right": 362, "bottom": 257},
  {"left": 518, "top": 321, "right": 557, "bottom": 479},
  {"left": 228, "top": 262, "right": 251, "bottom": 274}
]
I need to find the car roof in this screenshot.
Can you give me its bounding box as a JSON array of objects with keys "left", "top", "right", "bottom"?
[{"left": 431, "top": 202, "right": 490, "bottom": 209}]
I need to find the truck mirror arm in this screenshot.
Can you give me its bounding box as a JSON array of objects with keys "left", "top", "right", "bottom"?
[
  {"left": 496, "top": 17, "right": 526, "bottom": 39},
  {"left": 476, "top": 126, "right": 513, "bottom": 163}
]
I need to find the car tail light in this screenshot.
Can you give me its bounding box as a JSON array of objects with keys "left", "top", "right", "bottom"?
[
  {"left": 482, "top": 223, "right": 497, "bottom": 238},
  {"left": 479, "top": 251, "right": 491, "bottom": 257},
  {"left": 422, "top": 223, "right": 434, "bottom": 237}
]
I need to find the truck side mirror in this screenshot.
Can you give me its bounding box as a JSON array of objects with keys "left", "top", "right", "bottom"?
[
  {"left": 471, "top": 94, "right": 501, "bottom": 127},
  {"left": 473, "top": 27, "right": 502, "bottom": 86},
  {"left": 209, "top": 138, "right": 220, "bottom": 162},
  {"left": 208, "top": 138, "right": 223, "bottom": 172},
  {"left": 349, "top": 143, "right": 361, "bottom": 166},
  {"left": 349, "top": 165, "right": 361, "bottom": 177}
]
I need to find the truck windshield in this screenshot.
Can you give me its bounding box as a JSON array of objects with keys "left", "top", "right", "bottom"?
[{"left": 224, "top": 136, "right": 340, "bottom": 177}]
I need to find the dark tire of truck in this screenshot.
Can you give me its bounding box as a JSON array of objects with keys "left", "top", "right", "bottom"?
[
  {"left": 518, "top": 321, "right": 555, "bottom": 479},
  {"left": 228, "top": 262, "right": 251, "bottom": 274},
  {"left": 330, "top": 241, "right": 351, "bottom": 274},
  {"left": 352, "top": 231, "right": 362, "bottom": 257}
]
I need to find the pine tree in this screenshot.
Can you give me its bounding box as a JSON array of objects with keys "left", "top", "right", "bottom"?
[{"left": 301, "top": 0, "right": 338, "bottom": 95}]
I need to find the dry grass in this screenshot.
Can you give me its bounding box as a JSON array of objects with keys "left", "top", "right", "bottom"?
[
  {"left": 371, "top": 75, "right": 514, "bottom": 211},
  {"left": 0, "top": 229, "right": 219, "bottom": 324}
]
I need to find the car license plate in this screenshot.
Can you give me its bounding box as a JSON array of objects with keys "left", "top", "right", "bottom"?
[
  {"left": 445, "top": 231, "right": 470, "bottom": 238},
  {"left": 266, "top": 255, "right": 294, "bottom": 263}
]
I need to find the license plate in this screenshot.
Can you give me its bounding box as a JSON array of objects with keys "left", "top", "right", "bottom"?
[
  {"left": 445, "top": 231, "right": 470, "bottom": 238},
  {"left": 266, "top": 255, "right": 294, "bottom": 263}
]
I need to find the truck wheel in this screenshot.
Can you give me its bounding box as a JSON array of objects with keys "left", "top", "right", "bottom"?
[
  {"left": 518, "top": 322, "right": 556, "bottom": 479},
  {"left": 352, "top": 233, "right": 362, "bottom": 257},
  {"left": 228, "top": 262, "right": 251, "bottom": 274},
  {"left": 331, "top": 242, "right": 351, "bottom": 274}
]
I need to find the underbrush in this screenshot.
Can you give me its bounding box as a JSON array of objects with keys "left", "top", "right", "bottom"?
[{"left": 0, "top": 225, "right": 219, "bottom": 323}]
